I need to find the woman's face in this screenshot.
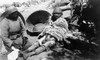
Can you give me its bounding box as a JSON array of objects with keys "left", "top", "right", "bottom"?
[
  {"left": 53, "top": 13, "right": 62, "bottom": 19},
  {"left": 8, "top": 11, "right": 19, "bottom": 20},
  {"left": 12, "top": 11, "right": 18, "bottom": 18}
]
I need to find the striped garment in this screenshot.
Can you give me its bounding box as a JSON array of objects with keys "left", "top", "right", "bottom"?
[{"left": 41, "top": 17, "right": 69, "bottom": 41}]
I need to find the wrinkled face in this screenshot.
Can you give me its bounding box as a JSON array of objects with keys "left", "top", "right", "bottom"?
[
  {"left": 12, "top": 11, "right": 19, "bottom": 18},
  {"left": 53, "top": 13, "right": 62, "bottom": 19},
  {"left": 7, "top": 11, "right": 19, "bottom": 21}
]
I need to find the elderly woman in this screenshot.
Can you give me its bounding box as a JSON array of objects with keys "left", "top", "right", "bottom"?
[{"left": 0, "top": 6, "right": 26, "bottom": 60}]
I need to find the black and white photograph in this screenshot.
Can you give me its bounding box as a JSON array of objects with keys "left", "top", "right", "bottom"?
[{"left": 0, "top": 0, "right": 100, "bottom": 60}]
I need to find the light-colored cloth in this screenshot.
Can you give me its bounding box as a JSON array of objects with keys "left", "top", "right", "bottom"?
[
  {"left": 41, "top": 25, "right": 65, "bottom": 41},
  {"left": 53, "top": 17, "right": 69, "bottom": 33},
  {"left": 0, "top": 38, "right": 8, "bottom": 60},
  {"left": 8, "top": 47, "right": 19, "bottom": 60},
  {"left": 41, "top": 17, "right": 70, "bottom": 41}
]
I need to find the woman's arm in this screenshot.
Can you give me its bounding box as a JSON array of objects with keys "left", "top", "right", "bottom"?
[{"left": 0, "top": 19, "right": 13, "bottom": 48}]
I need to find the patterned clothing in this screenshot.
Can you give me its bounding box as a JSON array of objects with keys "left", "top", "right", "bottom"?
[{"left": 41, "top": 17, "right": 70, "bottom": 41}]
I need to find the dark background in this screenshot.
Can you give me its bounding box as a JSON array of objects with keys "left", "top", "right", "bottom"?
[
  {"left": 86, "top": 0, "right": 100, "bottom": 59},
  {"left": 88, "top": 0, "right": 100, "bottom": 39}
]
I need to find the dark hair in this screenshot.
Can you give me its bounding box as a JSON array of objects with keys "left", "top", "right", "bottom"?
[
  {"left": 6, "top": 11, "right": 19, "bottom": 20},
  {"left": 6, "top": 11, "right": 25, "bottom": 24}
]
